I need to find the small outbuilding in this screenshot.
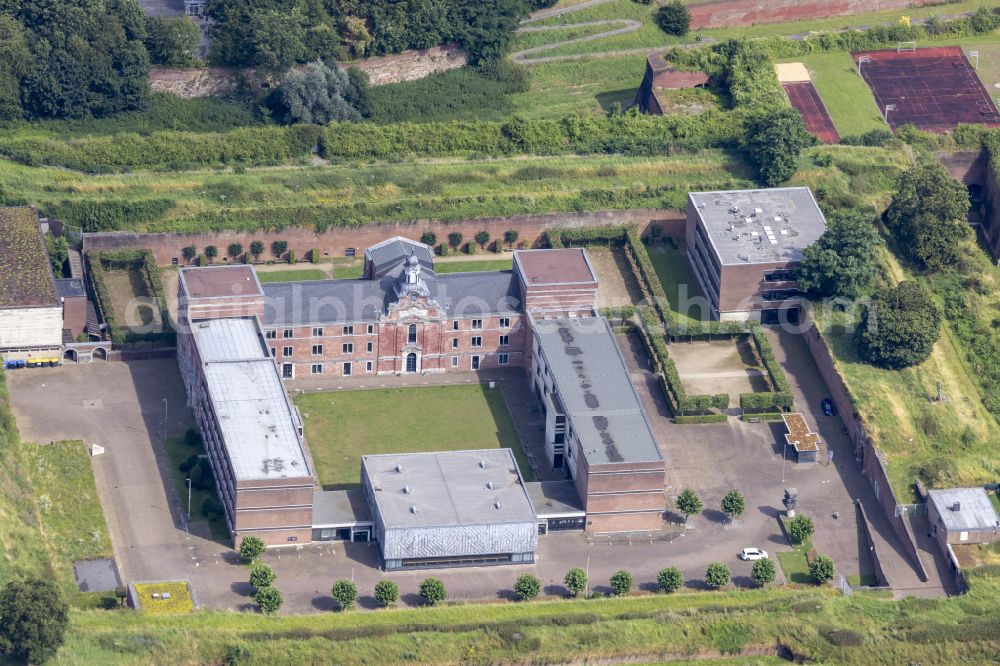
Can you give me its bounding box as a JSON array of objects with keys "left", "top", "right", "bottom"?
[
  {"left": 782, "top": 413, "right": 820, "bottom": 464},
  {"left": 928, "top": 487, "right": 1000, "bottom": 549},
  {"left": 635, "top": 52, "right": 709, "bottom": 115},
  {"left": 362, "top": 449, "right": 538, "bottom": 570}
]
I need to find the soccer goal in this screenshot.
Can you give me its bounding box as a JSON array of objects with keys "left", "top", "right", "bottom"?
[{"left": 897, "top": 41, "right": 917, "bottom": 53}]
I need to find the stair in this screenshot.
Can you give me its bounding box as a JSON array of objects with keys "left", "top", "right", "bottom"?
[
  {"left": 85, "top": 300, "right": 101, "bottom": 338},
  {"left": 67, "top": 248, "right": 84, "bottom": 279}
]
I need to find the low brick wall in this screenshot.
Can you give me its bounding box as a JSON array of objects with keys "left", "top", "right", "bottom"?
[
  {"left": 689, "top": 0, "right": 941, "bottom": 29},
  {"left": 82, "top": 208, "right": 686, "bottom": 266},
  {"left": 801, "top": 323, "right": 929, "bottom": 582}
]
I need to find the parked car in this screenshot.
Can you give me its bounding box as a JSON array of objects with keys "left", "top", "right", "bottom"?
[
  {"left": 821, "top": 398, "right": 836, "bottom": 416},
  {"left": 739, "top": 547, "right": 768, "bottom": 561}
]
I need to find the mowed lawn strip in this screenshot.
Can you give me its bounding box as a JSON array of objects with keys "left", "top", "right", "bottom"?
[
  {"left": 776, "top": 53, "right": 884, "bottom": 137},
  {"left": 256, "top": 269, "right": 328, "bottom": 283},
  {"left": 296, "top": 385, "right": 534, "bottom": 489}
]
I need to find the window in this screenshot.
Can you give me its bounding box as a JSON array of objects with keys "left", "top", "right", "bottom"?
[
  {"left": 367, "top": 324, "right": 374, "bottom": 334},
  {"left": 500, "top": 317, "right": 510, "bottom": 328},
  {"left": 342, "top": 343, "right": 353, "bottom": 353},
  {"left": 452, "top": 338, "right": 459, "bottom": 349},
  {"left": 408, "top": 323, "right": 417, "bottom": 343},
  {"left": 265, "top": 330, "right": 276, "bottom": 340},
  {"left": 311, "top": 344, "right": 323, "bottom": 355},
  {"left": 366, "top": 361, "right": 373, "bottom": 372},
  {"left": 283, "top": 346, "right": 293, "bottom": 357},
  {"left": 498, "top": 353, "right": 509, "bottom": 365},
  {"left": 405, "top": 353, "right": 417, "bottom": 373},
  {"left": 366, "top": 341, "right": 373, "bottom": 353},
  {"left": 311, "top": 327, "right": 324, "bottom": 337},
  {"left": 471, "top": 336, "right": 482, "bottom": 348},
  {"left": 499, "top": 335, "right": 509, "bottom": 346},
  {"left": 345, "top": 248, "right": 356, "bottom": 257},
  {"left": 451, "top": 356, "right": 458, "bottom": 368},
  {"left": 764, "top": 270, "right": 796, "bottom": 282},
  {"left": 270, "top": 347, "right": 276, "bottom": 358},
  {"left": 472, "top": 319, "right": 483, "bottom": 330},
  {"left": 343, "top": 362, "right": 352, "bottom": 376},
  {"left": 311, "top": 364, "right": 323, "bottom": 375},
  {"left": 452, "top": 321, "right": 459, "bottom": 331},
  {"left": 471, "top": 355, "right": 480, "bottom": 370},
  {"left": 283, "top": 329, "right": 293, "bottom": 339},
  {"left": 343, "top": 325, "right": 354, "bottom": 335},
  {"left": 282, "top": 363, "right": 293, "bottom": 378}
]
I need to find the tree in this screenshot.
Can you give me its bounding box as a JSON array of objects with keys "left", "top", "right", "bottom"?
[
  {"left": 227, "top": 243, "right": 243, "bottom": 259},
  {"left": 419, "top": 577, "right": 447, "bottom": 605},
  {"left": 705, "top": 562, "right": 731, "bottom": 589},
  {"left": 504, "top": 229, "right": 519, "bottom": 248},
  {"left": 856, "top": 281, "right": 941, "bottom": 369},
  {"left": 448, "top": 232, "right": 464, "bottom": 249},
  {"left": 655, "top": 1, "right": 691, "bottom": 36},
  {"left": 280, "top": 61, "right": 367, "bottom": 124},
  {"left": 255, "top": 586, "right": 283, "bottom": 614},
  {"left": 884, "top": 162, "right": 971, "bottom": 270},
  {"left": 373, "top": 579, "right": 399, "bottom": 607},
  {"left": 809, "top": 554, "right": 835, "bottom": 584},
  {"left": 609, "top": 570, "right": 633, "bottom": 597},
  {"left": 204, "top": 245, "right": 218, "bottom": 262},
  {"left": 474, "top": 231, "right": 490, "bottom": 248},
  {"left": 742, "top": 107, "right": 814, "bottom": 186},
  {"left": 0, "top": 578, "right": 69, "bottom": 664},
  {"left": 513, "top": 573, "right": 541, "bottom": 601},
  {"left": 272, "top": 240, "right": 288, "bottom": 258},
  {"left": 787, "top": 515, "right": 815, "bottom": 545},
  {"left": 182, "top": 245, "right": 197, "bottom": 262},
  {"left": 144, "top": 16, "right": 201, "bottom": 67},
  {"left": 453, "top": 0, "right": 530, "bottom": 66},
  {"left": 657, "top": 567, "right": 683, "bottom": 593},
  {"left": 247, "top": 9, "right": 307, "bottom": 72},
  {"left": 751, "top": 558, "right": 776, "bottom": 587},
  {"left": 420, "top": 231, "right": 437, "bottom": 247},
  {"left": 796, "top": 210, "right": 882, "bottom": 299},
  {"left": 331, "top": 579, "right": 358, "bottom": 611},
  {"left": 45, "top": 234, "right": 68, "bottom": 278},
  {"left": 249, "top": 563, "right": 276, "bottom": 591},
  {"left": 250, "top": 240, "right": 265, "bottom": 261},
  {"left": 0, "top": 15, "right": 30, "bottom": 120},
  {"left": 675, "top": 488, "right": 703, "bottom": 524},
  {"left": 239, "top": 535, "right": 266, "bottom": 562},
  {"left": 564, "top": 567, "right": 588, "bottom": 597},
  {"left": 721, "top": 490, "right": 745, "bottom": 524}
]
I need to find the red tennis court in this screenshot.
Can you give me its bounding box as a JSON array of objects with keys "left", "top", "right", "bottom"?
[
  {"left": 853, "top": 46, "right": 1000, "bottom": 133},
  {"left": 782, "top": 81, "right": 840, "bottom": 144}
]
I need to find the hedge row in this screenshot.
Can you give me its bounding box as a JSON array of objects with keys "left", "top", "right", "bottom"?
[
  {"left": 738, "top": 330, "right": 793, "bottom": 411},
  {"left": 86, "top": 249, "right": 174, "bottom": 347},
  {"left": 675, "top": 414, "right": 729, "bottom": 424}
]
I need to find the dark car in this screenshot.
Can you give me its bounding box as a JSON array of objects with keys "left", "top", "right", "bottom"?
[{"left": 821, "top": 399, "right": 836, "bottom": 416}]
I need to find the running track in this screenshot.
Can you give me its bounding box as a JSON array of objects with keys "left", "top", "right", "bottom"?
[{"left": 782, "top": 81, "right": 840, "bottom": 144}]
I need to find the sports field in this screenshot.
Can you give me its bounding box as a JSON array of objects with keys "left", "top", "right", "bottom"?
[{"left": 294, "top": 385, "right": 534, "bottom": 489}]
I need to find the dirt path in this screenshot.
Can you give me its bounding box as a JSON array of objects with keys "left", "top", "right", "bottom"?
[{"left": 513, "top": 0, "right": 646, "bottom": 66}]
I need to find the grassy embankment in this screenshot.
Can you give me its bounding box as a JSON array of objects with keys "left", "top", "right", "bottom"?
[
  {"left": 0, "top": 151, "right": 754, "bottom": 233},
  {"left": 295, "top": 385, "right": 532, "bottom": 489}
]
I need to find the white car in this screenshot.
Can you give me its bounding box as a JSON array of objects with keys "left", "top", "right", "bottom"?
[{"left": 739, "top": 548, "right": 769, "bottom": 561}]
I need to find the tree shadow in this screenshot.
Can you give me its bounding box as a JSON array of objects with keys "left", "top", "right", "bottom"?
[
  {"left": 310, "top": 596, "right": 338, "bottom": 612},
  {"left": 702, "top": 508, "right": 730, "bottom": 524},
  {"left": 230, "top": 581, "right": 254, "bottom": 597},
  {"left": 543, "top": 584, "right": 568, "bottom": 597}
]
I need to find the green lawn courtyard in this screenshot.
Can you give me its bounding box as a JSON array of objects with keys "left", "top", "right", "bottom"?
[{"left": 295, "top": 384, "right": 534, "bottom": 489}]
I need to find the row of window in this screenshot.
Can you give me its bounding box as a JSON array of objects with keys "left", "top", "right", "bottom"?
[
  {"left": 454, "top": 335, "right": 509, "bottom": 349},
  {"left": 274, "top": 335, "right": 514, "bottom": 358},
  {"left": 265, "top": 317, "right": 513, "bottom": 340},
  {"left": 306, "top": 353, "right": 509, "bottom": 375}
]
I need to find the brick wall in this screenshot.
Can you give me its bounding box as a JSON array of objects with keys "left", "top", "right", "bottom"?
[
  {"left": 689, "top": 0, "right": 940, "bottom": 29},
  {"left": 82, "top": 209, "right": 685, "bottom": 266}
]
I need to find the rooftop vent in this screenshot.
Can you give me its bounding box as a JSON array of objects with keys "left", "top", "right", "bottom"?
[
  {"left": 486, "top": 481, "right": 494, "bottom": 490},
  {"left": 494, "top": 500, "right": 502, "bottom": 510},
  {"left": 403, "top": 485, "right": 411, "bottom": 494},
  {"left": 479, "top": 459, "right": 487, "bottom": 469},
  {"left": 395, "top": 463, "right": 403, "bottom": 473},
  {"left": 410, "top": 504, "right": 419, "bottom": 514},
  {"left": 953, "top": 501, "right": 962, "bottom": 512}
]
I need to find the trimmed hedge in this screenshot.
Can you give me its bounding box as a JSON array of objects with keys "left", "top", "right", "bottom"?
[
  {"left": 738, "top": 330, "right": 793, "bottom": 411},
  {"left": 86, "top": 249, "right": 174, "bottom": 347},
  {"left": 675, "top": 414, "right": 728, "bottom": 424}
]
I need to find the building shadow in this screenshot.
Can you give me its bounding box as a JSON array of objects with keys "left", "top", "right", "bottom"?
[{"left": 757, "top": 504, "right": 781, "bottom": 519}]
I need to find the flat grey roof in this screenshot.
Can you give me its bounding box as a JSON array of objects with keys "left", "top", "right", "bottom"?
[
  {"left": 688, "top": 187, "right": 827, "bottom": 265},
  {"left": 191, "top": 318, "right": 311, "bottom": 482},
  {"left": 363, "top": 449, "right": 536, "bottom": 529},
  {"left": 929, "top": 488, "right": 1000, "bottom": 532},
  {"left": 533, "top": 316, "right": 662, "bottom": 466},
  {"left": 55, "top": 278, "right": 85, "bottom": 299},
  {"left": 261, "top": 271, "right": 520, "bottom": 326},
  {"left": 312, "top": 490, "right": 372, "bottom": 527},
  {"left": 525, "top": 480, "right": 585, "bottom": 518}
]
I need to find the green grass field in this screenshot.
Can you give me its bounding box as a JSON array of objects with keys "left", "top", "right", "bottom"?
[
  {"left": 434, "top": 259, "right": 513, "bottom": 273},
  {"left": 776, "top": 53, "right": 885, "bottom": 137},
  {"left": 133, "top": 582, "right": 194, "bottom": 615},
  {"left": 257, "top": 269, "right": 328, "bottom": 283},
  {"left": 295, "top": 385, "right": 533, "bottom": 489},
  {"left": 162, "top": 437, "right": 229, "bottom": 541},
  {"left": 1, "top": 152, "right": 754, "bottom": 233},
  {"left": 646, "top": 240, "right": 704, "bottom": 324}
]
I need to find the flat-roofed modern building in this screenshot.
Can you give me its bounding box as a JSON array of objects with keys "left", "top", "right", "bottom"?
[
  {"left": 686, "top": 187, "right": 827, "bottom": 322},
  {"left": 530, "top": 315, "right": 666, "bottom": 533},
  {"left": 928, "top": 487, "right": 1000, "bottom": 550},
  {"left": 178, "top": 317, "right": 315, "bottom": 546},
  {"left": 362, "top": 449, "right": 538, "bottom": 570}
]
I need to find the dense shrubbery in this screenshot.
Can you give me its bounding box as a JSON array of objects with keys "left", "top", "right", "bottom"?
[
  {"left": 47, "top": 199, "right": 176, "bottom": 233},
  {"left": 279, "top": 62, "right": 369, "bottom": 124},
  {"left": 857, "top": 281, "right": 941, "bottom": 370},
  {"left": 144, "top": 16, "right": 201, "bottom": 68}
]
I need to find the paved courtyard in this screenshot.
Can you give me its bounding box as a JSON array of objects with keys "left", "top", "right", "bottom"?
[{"left": 669, "top": 337, "right": 769, "bottom": 399}]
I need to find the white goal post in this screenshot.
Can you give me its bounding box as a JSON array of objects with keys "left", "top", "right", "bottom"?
[{"left": 897, "top": 41, "right": 917, "bottom": 53}]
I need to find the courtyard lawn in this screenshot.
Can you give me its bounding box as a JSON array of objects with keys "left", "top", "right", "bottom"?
[
  {"left": 257, "top": 269, "right": 328, "bottom": 283},
  {"left": 646, "top": 240, "right": 704, "bottom": 324},
  {"left": 776, "top": 53, "right": 884, "bottom": 137},
  {"left": 103, "top": 266, "right": 161, "bottom": 329},
  {"left": 776, "top": 542, "right": 814, "bottom": 586},
  {"left": 133, "top": 581, "right": 194, "bottom": 615},
  {"left": 296, "top": 385, "right": 534, "bottom": 489},
  {"left": 435, "top": 259, "right": 513, "bottom": 273}
]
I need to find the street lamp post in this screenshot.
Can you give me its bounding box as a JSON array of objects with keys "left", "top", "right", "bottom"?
[
  {"left": 883, "top": 104, "right": 896, "bottom": 125},
  {"left": 185, "top": 477, "right": 192, "bottom": 527},
  {"left": 162, "top": 398, "right": 168, "bottom": 444}
]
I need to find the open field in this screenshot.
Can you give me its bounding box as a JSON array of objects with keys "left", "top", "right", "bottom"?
[
  {"left": 103, "top": 267, "right": 161, "bottom": 328},
  {"left": 777, "top": 53, "right": 884, "bottom": 137},
  {"left": 295, "top": 385, "right": 533, "bottom": 489},
  {"left": 1, "top": 152, "right": 754, "bottom": 233}
]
